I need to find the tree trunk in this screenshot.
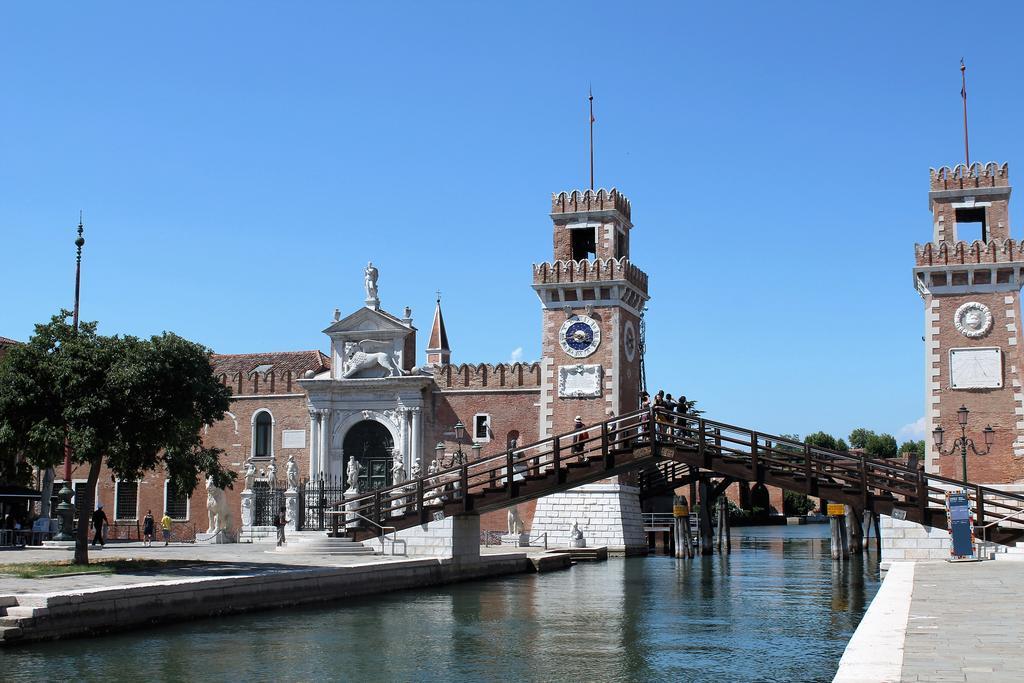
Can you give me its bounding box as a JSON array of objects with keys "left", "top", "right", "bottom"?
[{"left": 73, "top": 457, "right": 102, "bottom": 565}]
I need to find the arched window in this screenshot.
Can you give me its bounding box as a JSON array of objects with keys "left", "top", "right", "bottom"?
[{"left": 254, "top": 410, "right": 273, "bottom": 459}]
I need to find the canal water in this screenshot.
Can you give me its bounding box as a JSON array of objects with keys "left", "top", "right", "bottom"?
[{"left": 5, "top": 524, "right": 879, "bottom": 683}]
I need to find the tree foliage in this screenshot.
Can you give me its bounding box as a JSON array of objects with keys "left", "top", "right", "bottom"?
[
  {"left": 804, "top": 431, "right": 849, "bottom": 452},
  {"left": 899, "top": 439, "right": 925, "bottom": 459},
  {"left": 847, "top": 427, "right": 897, "bottom": 459},
  {"left": 0, "top": 311, "right": 234, "bottom": 562}
]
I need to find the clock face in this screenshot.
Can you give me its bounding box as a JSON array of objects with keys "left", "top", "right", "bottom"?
[
  {"left": 623, "top": 320, "right": 637, "bottom": 362},
  {"left": 559, "top": 316, "right": 601, "bottom": 358}
]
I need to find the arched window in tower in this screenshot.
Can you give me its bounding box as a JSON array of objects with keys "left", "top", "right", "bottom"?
[{"left": 253, "top": 410, "right": 273, "bottom": 459}]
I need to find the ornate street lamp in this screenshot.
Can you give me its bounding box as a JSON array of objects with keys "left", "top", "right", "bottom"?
[
  {"left": 932, "top": 404, "right": 994, "bottom": 483},
  {"left": 437, "top": 422, "right": 470, "bottom": 468}
]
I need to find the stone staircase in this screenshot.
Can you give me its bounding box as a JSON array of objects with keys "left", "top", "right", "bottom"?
[
  {"left": 272, "top": 533, "right": 378, "bottom": 556},
  {"left": 0, "top": 596, "right": 48, "bottom": 643}
]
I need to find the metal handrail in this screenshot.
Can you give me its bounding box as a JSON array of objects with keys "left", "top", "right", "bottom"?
[{"left": 325, "top": 508, "right": 399, "bottom": 555}]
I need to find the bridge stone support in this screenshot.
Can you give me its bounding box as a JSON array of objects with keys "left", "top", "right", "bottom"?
[
  {"left": 389, "top": 513, "right": 481, "bottom": 561},
  {"left": 530, "top": 483, "right": 646, "bottom": 555},
  {"left": 879, "top": 514, "right": 950, "bottom": 569}
]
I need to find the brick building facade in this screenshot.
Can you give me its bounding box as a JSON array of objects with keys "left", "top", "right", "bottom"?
[{"left": 57, "top": 188, "right": 656, "bottom": 545}]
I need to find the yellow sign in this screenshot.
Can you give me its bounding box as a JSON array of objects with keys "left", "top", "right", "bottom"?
[
  {"left": 827, "top": 504, "right": 845, "bottom": 517},
  {"left": 673, "top": 504, "right": 688, "bottom": 518}
]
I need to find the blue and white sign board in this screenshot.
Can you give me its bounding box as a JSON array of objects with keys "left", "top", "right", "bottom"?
[{"left": 945, "top": 490, "right": 975, "bottom": 560}]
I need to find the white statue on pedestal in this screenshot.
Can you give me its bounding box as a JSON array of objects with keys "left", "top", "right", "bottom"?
[
  {"left": 346, "top": 457, "right": 362, "bottom": 492},
  {"left": 365, "top": 261, "right": 379, "bottom": 304},
  {"left": 267, "top": 458, "right": 277, "bottom": 485},
  {"left": 243, "top": 459, "right": 256, "bottom": 491},
  {"left": 507, "top": 505, "right": 525, "bottom": 536},
  {"left": 570, "top": 520, "right": 586, "bottom": 548},
  {"left": 391, "top": 447, "right": 406, "bottom": 484},
  {"left": 410, "top": 457, "right": 421, "bottom": 481},
  {"left": 286, "top": 454, "right": 299, "bottom": 490},
  {"left": 205, "top": 477, "right": 230, "bottom": 535}
]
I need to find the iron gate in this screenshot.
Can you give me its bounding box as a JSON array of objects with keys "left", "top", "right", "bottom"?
[
  {"left": 252, "top": 481, "right": 285, "bottom": 527},
  {"left": 298, "top": 477, "right": 347, "bottom": 531}
]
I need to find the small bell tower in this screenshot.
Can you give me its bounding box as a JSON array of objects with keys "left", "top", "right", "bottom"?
[
  {"left": 914, "top": 162, "right": 1024, "bottom": 483},
  {"left": 533, "top": 188, "right": 649, "bottom": 437}
]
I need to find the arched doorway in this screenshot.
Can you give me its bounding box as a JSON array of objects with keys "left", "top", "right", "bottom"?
[
  {"left": 750, "top": 483, "right": 770, "bottom": 516},
  {"left": 342, "top": 420, "right": 395, "bottom": 491}
]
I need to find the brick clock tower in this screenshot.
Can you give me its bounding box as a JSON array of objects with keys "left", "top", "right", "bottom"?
[
  {"left": 914, "top": 162, "right": 1024, "bottom": 486},
  {"left": 529, "top": 188, "right": 650, "bottom": 553}
]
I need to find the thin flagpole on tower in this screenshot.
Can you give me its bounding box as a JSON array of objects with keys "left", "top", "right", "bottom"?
[
  {"left": 589, "top": 86, "right": 595, "bottom": 191},
  {"left": 960, "top": 59, "right": 970, "bottom": 168}
]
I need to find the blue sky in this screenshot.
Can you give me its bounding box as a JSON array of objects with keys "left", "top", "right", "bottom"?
[{"left": 3, "top": 3, "right": 1024, "bottom": 444}]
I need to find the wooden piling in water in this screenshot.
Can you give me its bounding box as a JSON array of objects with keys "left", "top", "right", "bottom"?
[
  {"left": 673, "top": 495, "right": 690, "bottom": 559},
  {"left": 829, "top": 513, "right": 849, "bottom": 561},
  {"left": 846, "top": 506, "right": 864, "bottom": 554},
  {"left": 699, "top": 477, "right": 714, "bottom": 556}
]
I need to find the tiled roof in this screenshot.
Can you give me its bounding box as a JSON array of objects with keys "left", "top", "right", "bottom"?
[
  {"left": 212, "top": 350, "right": 330, "bottom": 377},
  {"left": 0, "top": 336, "right": 21, "bottom": 346}
]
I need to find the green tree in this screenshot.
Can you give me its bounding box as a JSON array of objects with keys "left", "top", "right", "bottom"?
[
  {"left": 804, "top": 431, "right": 849, "bottom": 452},
  {"left": 848, "top": 427, "right": 875, "bottom": 450},
  {"left": 0, "top": 312, "right": 234, "bottom": 564},
  {"left": 866, "top": 433, "right": 898, "bottom": 459},
  {"left": 899, "top": 439, "right": 925, "bottom": 459}
]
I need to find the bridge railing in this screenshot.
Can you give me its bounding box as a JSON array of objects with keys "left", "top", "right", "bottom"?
[
  {"left": 650, "top": 408, "right": 1024, "bottom": 532},
  {"left": 325, "top": 405, "right": 1024, "bottom": 540},
  {"left": 331, "top": 408, "right": 650, "bottom": 528}
]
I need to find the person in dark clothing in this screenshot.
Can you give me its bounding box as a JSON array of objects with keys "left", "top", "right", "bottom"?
[
  {"left": 275, "top": 506, "right": 289, "bottom": 547},
  {"left": 91, "top": 505, "right": 108, "bottom": 547},
  {"left": 142, "top": 510, "right": 155, "bottom": 547}
]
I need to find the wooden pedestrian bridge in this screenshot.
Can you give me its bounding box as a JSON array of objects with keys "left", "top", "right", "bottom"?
[{"left": 335, "top": 408, "right": 1024, "bottom": 548}]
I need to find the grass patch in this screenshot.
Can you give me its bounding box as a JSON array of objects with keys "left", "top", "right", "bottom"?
[{"left": 0, "top": 559, "right": 200, "bottom": 579}]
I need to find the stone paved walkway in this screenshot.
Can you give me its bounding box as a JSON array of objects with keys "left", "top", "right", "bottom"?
[{"left": 901, "top": 562, "right": 1024, "bottom": 682}]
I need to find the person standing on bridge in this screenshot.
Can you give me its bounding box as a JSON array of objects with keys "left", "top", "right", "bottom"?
[
  {"left": 572, "top": 416, "right": 589, "bottom": 462},
  {"left": 639, "top": 394, "right": 652, "bottom": 444}
]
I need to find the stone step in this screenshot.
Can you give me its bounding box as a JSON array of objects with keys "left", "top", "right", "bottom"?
[
  {"left": 4, "top": 606, "right": 48, "bottom": 618},
  {"left": 0, "top": 626, "right": 22, "bottom": 641}
]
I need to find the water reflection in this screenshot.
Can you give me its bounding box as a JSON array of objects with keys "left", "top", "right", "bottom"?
[{"left": 5, "top": 525, "right": 878, "bottom": 683}]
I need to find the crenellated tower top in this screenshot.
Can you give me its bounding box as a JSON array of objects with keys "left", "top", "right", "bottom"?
[
  {"left": 551, "top": 188, "right": 632, "bottom": 222},
  {"left": 927, "top": 162, "right": 1012, "bottom": 243}
]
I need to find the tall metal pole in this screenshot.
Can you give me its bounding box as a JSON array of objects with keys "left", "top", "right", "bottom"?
[
  {"left": 961, "top": 424, "right": 969, "bottom": 484},
  {"left": 960, "top": 59, "right": 970, "bottom": 168},
  {"left": 65, "top": 214, "right": 84, "bottom": 483},
  {"left": 55, "top": 214, "right": 85, "bottom": 541},
  {"left": 589, "top": 87, "right": 595, "bottom": 190}
]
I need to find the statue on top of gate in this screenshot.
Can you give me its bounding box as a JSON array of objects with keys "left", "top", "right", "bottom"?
[
  {"left": 346, "top": 457, "right": 362, "bottom": 493},
  {"left": 286, "top": 454, "right": 299, "bottom": 491},
  {"left": 391, "top": 447, "right": 406, "bottom": 484}
]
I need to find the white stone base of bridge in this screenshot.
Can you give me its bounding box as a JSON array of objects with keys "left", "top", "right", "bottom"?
[
  {"left": 371, "top": 513, "right": 481, "bottom": 561},
  {"left": 879, "top": 515, "right": 950, "bottom": 569},
  {"left": 529, "top": 483, "right": 647, "bottom": 555}
]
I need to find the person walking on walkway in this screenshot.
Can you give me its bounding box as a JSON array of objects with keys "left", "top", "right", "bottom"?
[
  {"left": 91, "top": 504, "right": 108, "bottom": 547},
  {"left": 275, "top": 506, "right": 289, "bottom": 547},
  {"left": 143, "top": 510, "right": 154, "bottom": 547},
  {"left": 160, "top": 511, "right": 172, "bottom": 546}
]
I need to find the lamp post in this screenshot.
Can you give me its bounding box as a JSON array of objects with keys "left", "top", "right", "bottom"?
[
  {"left": 931, "top": 404, "right": 995, "bottom": 484},
  {"left": 436, "top": 421, "right": 478, "bottom": 468},
  {"left": 54, "top": 215, "right": 85, "bottom": 542}
]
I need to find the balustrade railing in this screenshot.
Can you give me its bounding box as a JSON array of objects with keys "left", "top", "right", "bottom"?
[{"left": 319, "top": 406, "right": 1024, "bottom": 545}]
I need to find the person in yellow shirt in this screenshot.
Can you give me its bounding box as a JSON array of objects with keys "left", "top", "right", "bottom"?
[{"left": 160, "top": 512, "right": 172, "bottom": 546}]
